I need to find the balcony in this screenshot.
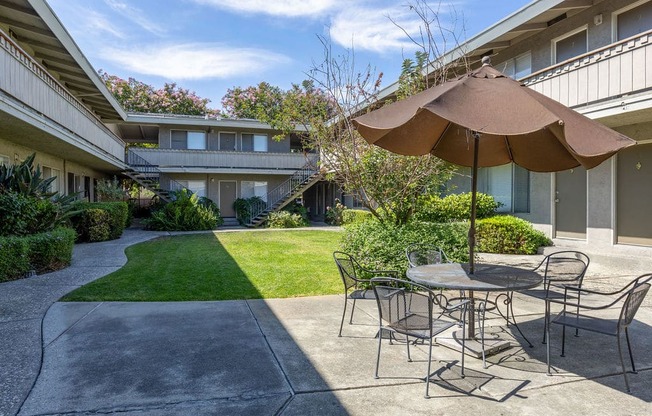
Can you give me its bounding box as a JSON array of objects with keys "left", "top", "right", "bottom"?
[
  {"left": 128, "top": 147, "right": 317, "bottom": 174},
  {"left": 522, "top": 29, "right": 652, "bottom": 118},
  {"left": 0, "top": 30, "right": 125, "bottom": 166}
]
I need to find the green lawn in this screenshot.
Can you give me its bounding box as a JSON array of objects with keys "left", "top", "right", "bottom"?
[{"left": 62, "top": 230, "right": 343, "bottom": 301}]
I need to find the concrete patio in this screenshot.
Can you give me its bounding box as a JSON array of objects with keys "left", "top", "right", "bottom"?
[{"left": 1, "top": 229, "right": 651, "bottom": 415}]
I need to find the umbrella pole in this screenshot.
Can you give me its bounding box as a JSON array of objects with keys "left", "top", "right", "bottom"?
[{"left": 469, "top": 131, "right": 480, "bottom": 275}]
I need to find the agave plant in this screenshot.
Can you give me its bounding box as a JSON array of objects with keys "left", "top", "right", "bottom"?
[{"left": 0, "top": 153, "right": 56, "bottom": 198}]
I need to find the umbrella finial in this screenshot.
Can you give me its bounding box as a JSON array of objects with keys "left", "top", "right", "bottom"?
[{"left": 481, "top": 55, "right": 492, "bottom": 66}]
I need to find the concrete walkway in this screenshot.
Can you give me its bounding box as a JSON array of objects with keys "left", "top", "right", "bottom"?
[{"left": 1, "top": 228, "right": 651, "bottom": 415}]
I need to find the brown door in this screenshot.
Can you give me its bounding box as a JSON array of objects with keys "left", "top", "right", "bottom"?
[
  {"left": 555, "top": 168, "right": 587, "bottom": 239},
  {"left": 219, "top": 181, "right": 237, "bottom": 217},
  {"left": 617, "top": 144, "right": 652, "bottom": 245}
]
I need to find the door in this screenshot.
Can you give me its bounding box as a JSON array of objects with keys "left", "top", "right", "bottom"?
[
  {"left": 555, "top": 168, "right": 587, "bottom": 239},
  {"left": 617, "top": 144, "right": 652, "bottom": 245},
  {"left": 219, "top": 181, "right": 237, "bottom": 217}
]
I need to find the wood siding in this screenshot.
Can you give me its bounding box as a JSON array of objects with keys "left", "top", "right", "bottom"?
[
  {"left": 523, "top": 29, "right": 652, "bottom": 108},
  {"left": 0, "top": 30, "right": 125, "bottom": 161}
]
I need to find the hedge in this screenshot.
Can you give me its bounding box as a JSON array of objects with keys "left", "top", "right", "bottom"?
[
  {"left": 341, "top": 215, "right": 552, "bottom": 275},
  {"left": 0, "top": 227, "right": 76, "bottom": 282},
  {"left": 341, "top": 209, "right": 373, "bottom": 225},
  {"left": 71, "top": 201, "right": 128, "bottom": 242},
  {"left": 476, "top": 215, "right": 551, "bottom": 255}
]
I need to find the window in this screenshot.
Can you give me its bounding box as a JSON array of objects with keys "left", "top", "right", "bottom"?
[
  {"left": 170, "top": 130, "right": 206, "bottom": 150},
  {"left": 553, "top": 28, "right": 587, "bottom": 64},
  {"left": 253, "top": 135, "right": 267, "bottom": 152},
  {"left": 501, "top": 52, "right": 532, "bottom": 79},
  {"left": 242, "top": 133, "right": 268, "bottom": 152},
  {"left": 175, "top": 180, "right": 206, "bottom": 197},
  {"left": 480, "top": 164, "right": 530, "bottom": 213},
  {"left": 0, "top": 154, "right": 9, "bottom": 166},
  {"left": 43, "top": 166, "right": 61, "bottom": 193},
  {"left": 67, "top": 172, "right": 83, "bottom": 198},
  {"left": 241, "top": 181, "right": 267, "bottom": 202},
  {"left": 219, "top": 132, "right": 236, "bottom": 151},
  {"left": 615, "top": 0, "right": 652, "bottom": 41}
]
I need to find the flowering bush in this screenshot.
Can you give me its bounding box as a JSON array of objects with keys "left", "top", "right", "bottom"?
[{"left": 324, "top": 198, "right": 346, "bottom": 225}]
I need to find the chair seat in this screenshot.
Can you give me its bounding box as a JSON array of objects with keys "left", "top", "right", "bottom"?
[
  {"left": 349, "top": 289, "right": 375, "bottom": 300},
  {"left": 389, "top": 313, "right": 456, "bottom": 339},
  {"left": 552, "top": 312, "right": 619, "bottom": 336}
]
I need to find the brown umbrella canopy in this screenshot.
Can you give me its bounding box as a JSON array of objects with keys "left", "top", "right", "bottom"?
[
  {"left": 353, "top": 61, "right": 636, "bottom": 273},
  {"left": 353, "top": 64, "right": 636, "bottom": 172}
]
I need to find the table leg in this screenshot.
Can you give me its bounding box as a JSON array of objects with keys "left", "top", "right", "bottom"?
[{"left": 468, "top": 290, "right": 475, "bottom": 338}]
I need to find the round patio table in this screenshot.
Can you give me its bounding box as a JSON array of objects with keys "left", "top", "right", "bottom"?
[{"left": 406, "top": 263, "right": 542, "bottom": 348}]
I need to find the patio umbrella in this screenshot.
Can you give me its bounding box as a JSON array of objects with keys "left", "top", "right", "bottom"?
[{"left": 352, "top": 57, "right": 636, "bottom": 273}]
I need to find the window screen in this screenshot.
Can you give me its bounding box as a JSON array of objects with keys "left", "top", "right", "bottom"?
[{"left": 555, "top": 30, "right": 587, "bottom": 63}]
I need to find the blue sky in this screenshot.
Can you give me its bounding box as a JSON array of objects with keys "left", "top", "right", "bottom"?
[{"left": 47, "top": 0, "right": 531, "bottom": 112}]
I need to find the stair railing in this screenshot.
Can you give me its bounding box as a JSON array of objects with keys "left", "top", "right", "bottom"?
[
  {"left": 126, "top": 148, "right": 187, "bottom": 198},
  {"left": 248, "top": 154, "right": 321, "bottom": 223}
]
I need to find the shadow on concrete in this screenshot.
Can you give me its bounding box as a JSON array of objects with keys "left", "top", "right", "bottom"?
[{"left": 17, "top": 233, "right": 349, "bottom": 415}]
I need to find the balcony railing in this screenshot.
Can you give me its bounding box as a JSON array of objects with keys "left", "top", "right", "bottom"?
[
  {"left": 0, "top": 29, "right": 125, "bottom": 162},
  {"left": 128, "top": 148, "right": 315, "bottom": 171},
  {"left": 522, "top": 29, "right": 652, "bottom": 109}
]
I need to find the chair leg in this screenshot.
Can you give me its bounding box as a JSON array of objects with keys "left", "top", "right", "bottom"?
[
  {"left": 542, "top": 301, "right": 548, "bottom": 345},
  {"left": 560, "top": 324, "right": 566, "bottom": 357},
  {"left": 479, "top": 295, "right": 488, "bottom": 369},
  {"left": 625, "top": 328, "right": 637, "bottom": 374},
  {"left": 375, "top": 327, "right": 383, "bottom": 379},
  {"left": 406, "top": 335, "right": 412, "bottom": 362},
  {"left": 461, "top": 306, "right": 466, "bottom": 378},
  {"left": 617, "top": 334, "right": 631, "bottom": 393},
  {"left": 339, "top": 295, "right": 348, "bottom": 337},
  {"left": 425, "top": 336, "right": 433, "bottom": 399},
  {"left": 349, "top": 298, "right": 357, "bottom": 324},
  {"left": 546, "top": 304, "right": 552, "bottom": 376}
]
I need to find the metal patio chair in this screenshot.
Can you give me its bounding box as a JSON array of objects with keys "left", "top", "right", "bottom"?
[
  {"left": 333, "top": 251, "right": 399, "bottom": 337},
  {"left": 545, "top": 274, "right": 652, "bottom": 392},
  {"left": 533, "top": 251, "right": 590, "bottom": 344},
  {"left": 370, "top": 277, "right": 469, "bottom": 398},
  {"left": 405, "top": 244, "right": 450, "bottom": 268}
]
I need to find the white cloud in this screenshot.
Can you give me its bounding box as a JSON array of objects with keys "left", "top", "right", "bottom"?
[
  {"left": 100, "top": 43, "right": 292, "bottom": 80},
  {"left": 84, "top": 10, "right": 127, "bottom": 39},
  {"left": 104, "top": 0, "right": 166, "bottom": 36},
  {"left": 330, "top": 6, "right": 422, "bottom": 53},
  {"left": 192, "top": 0, "right": 342, "bottom": 17}
]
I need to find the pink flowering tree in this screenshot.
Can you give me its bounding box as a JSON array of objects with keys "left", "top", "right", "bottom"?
[{"left": 99, "top": 70, "right": 219, "bottom": 117}]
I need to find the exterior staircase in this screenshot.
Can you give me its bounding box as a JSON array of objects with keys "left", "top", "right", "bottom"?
[
  {"left": 123, "top": 149, "right": 174, "bottom": 202},
  {"left": 247, "top": 157, "right": 322, "bottom": 227}
]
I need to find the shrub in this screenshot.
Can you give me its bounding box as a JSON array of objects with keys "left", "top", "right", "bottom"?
[
  {"left": 341, "top": 220, "right": 470, "bottom": 275},
  {"left": 0, "top": 236, "right": 30, "bottom": 282},
  {"left": 414, "top": 192, "right": 501, "bottom": 223},
  {"left": 476, "top": 215, "right": 552, "bottom": 255},
  {"left": 71, "top": 201, "right": 129, "bottom": 242},
  {"left": 0, "top": 228, "right": 75, "bottom": 282},
  {"left": 234, "top": 196, "right": 266, "bottom": 225},
  {"left": 325, "top": 198, "right": 346, "bottom": 225},
  {"left": 267, "top": 210, "right": 309, "bottom": 228},
  {"left": 25, "top": 227, "right": 76, "bottom": 273},
  {"left": 95, "top": 176, "right": 125, "bottom": 202},
  {"left": 145, "top": 189, "right": 222, "bottom": 231},
  {"left": 341, "top": 209, "right": 373, "bottom": 225}
]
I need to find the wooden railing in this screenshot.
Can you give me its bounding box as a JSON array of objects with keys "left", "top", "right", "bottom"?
[
  {"left": 128, "top": 147, "right": 313, "bottom": 171},
  {"left": 0, "top": 29, "right": 125, "bottom": 161},
  {"left": 522, "top": 29, "right": 652, "bottom": 108}
]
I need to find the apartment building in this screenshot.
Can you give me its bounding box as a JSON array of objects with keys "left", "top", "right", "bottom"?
[
  {"left": 0, "top": 0, "right": 327, "bottom": 225},
  {"left": 0, "top": 0, "right": 128, "bottom": 201}
]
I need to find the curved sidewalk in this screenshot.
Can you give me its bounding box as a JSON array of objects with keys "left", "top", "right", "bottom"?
[{"left": 0, "top": 228, "right": 168, "bottom": 416}]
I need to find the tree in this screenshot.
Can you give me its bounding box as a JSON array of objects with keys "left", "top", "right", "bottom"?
[{"left": 99, "top": 70, "right": 219, "bottom": 116}]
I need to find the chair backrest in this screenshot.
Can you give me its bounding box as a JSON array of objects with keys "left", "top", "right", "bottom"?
[
  {"left": 538, "top": 251, "right": 590, "bottom": 285},
  {"left": 371, "top": 277, "right": 433, "bottom": 330},
  {"left": 619, "top": 281, "right": 651, "bottom": 329},
  {"left": 406, "top": 244, "right": 448, "bottom": 268},
  {"left": 333, "top": 251, "right": 363, "bottom": 290}
]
